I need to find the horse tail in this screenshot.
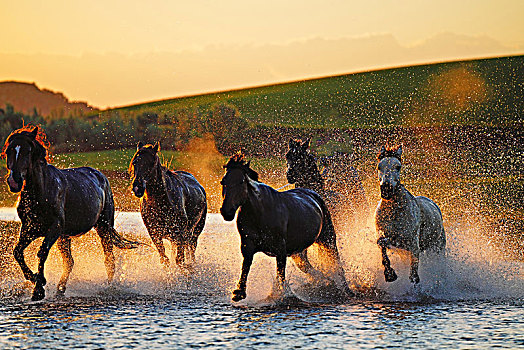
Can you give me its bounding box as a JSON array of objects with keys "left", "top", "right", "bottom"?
[
  {"left": 314, "top": 193, "right": 338, "bottom": 251},
  {"left": 107, "top": 227, "right": 142, "bottom": 249},
  {"left": 96, "top": 170, "right": 143, "bottom": 249},
  {"left": 312, "top": 191, "right": 354, "bottom": 298}
]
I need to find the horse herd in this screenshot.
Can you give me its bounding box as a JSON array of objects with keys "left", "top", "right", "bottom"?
[{"left": 2, "top": 126, "right": 446, "bottom": 301}]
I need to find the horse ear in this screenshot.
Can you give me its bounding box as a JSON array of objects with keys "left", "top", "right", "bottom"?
[
  {"left": 301, "top": 138, "right": 310, "bottom": 150},
  {"left": 153, "top": 142, "right": 160, "bottom": 153},
  {"left": 30, "top": 127, "right": 38, "bottom": 139},
  {"left": 396, "top": 145, "right": 402, "bottom": 158},
  {"left": 137, "top": 141, "right": 144, "bottom": 150},
  {"left": 378, "top": 146, "right": 387, "bottom": 160}
]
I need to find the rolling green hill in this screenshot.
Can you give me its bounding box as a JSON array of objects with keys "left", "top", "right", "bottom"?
[{"left": 103, "top": 55, "right": 523, "bottom": 129}]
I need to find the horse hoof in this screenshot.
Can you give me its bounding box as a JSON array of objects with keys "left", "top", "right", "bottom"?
[
  {"left": 410, "top": 274, "right": 420, "bottom": 284},
  {"left": 385, "top": 269, "right": 398, "bottom": 282},
  {"left": 56, "top": 286, "right": 66, "bottom": 298},
  {"left": 377, "top": 237, "right": 389, "bottom": 248},
  {"left": 232, "top": 289, "right": 246, "bottom": 302},
  {"left": 160, "top": 257, "right": 170, "bottom": 267},
  {"left": 31, "top": 286, "right": 45, "bottom": 301}
]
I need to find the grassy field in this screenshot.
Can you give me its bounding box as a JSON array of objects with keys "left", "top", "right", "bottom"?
[
  {"left": 0, "top": 56, "right": 522, "bottom": 257},
  {"left": 102, "top": 55, "right": 523, "bottom": 129}
]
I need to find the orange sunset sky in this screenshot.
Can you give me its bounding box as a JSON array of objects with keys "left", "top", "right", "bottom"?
[{"left": 1, "top": 0, "right": 523, "bottom": 108}]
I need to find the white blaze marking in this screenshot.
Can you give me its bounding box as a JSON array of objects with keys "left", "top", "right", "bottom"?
[{"left": 14, "top": 145, "right": 21, "bottom": 161}]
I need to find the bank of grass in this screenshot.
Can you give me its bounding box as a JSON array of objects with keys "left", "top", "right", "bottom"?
[{"left": 105, "top": 55, "right": 523, "bottom": 129}]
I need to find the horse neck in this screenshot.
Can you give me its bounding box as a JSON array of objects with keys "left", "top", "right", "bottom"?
[
  {"left": 296, "top": 158, "right": 324, "bottom": 193},
  {"left": 22, "top": 161, "right": 48, "bottom": 203},
  {"left": 241, "top": 179, "right": 270, "bottom": 218},
  {"left": 383, "top": 184, "right": 411, "bottom": 207},
  {"left": 145, "top": 162, "right": 169, "bottom": 197}
]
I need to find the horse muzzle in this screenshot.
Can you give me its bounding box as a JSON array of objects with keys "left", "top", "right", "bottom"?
[
  {"left": 132, "top": 180, "right": 146, "bottom": 198},
  {"left": 286, "top": 171, "right": 297, "bottom": 184},
  {"left": 220, "top": 207, "right": 236, "bottom": 221},
  {"left": 7, "top": 173, "right": 23, "bottom": 193},
  {"left": 380, "top": 183, "right": 396, "bottom": 200}
]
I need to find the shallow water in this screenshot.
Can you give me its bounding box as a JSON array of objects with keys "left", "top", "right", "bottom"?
[{"left": 0, "top": 209, "right": 523, "bottom": 349}]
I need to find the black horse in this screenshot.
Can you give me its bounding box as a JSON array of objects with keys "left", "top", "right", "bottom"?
[
  {"left": 220, "top": 152, "right": 351, "bottom": 302},
  {"left": 130, "top": 142, "right": 207, "bottom": 268},
  {"left": 2, "top": 126, "right": 140, "bottom": 301},
  {"left": 286, "top": 138, "right": 369, "bottom": 230}
]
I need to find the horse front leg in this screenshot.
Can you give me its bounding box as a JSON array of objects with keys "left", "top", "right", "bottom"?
[
  {"left": 56, "top": 236, "right": 74, "bottom": 296},
  {"left": 13, "top": 230, "right": 38, "bottom": 283},
  {"left": 150, "top": 231, "right": 169, "bottom": 267},
  {"left": 378, "top": 236, "right": 397, "bottom": 282},
  {"left": 232, "top": 247, "right": 254, "bottom": 302},
  {"left": 33, "top": 221, "right": 62, "bottom": 301}
]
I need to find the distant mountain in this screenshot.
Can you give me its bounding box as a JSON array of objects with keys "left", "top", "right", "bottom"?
[{"left": 0, "top": 81, "right": 98, "bottom": 116}]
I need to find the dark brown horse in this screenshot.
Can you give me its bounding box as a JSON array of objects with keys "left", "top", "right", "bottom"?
[
  {"left": 286, "top": 138, "right": 369, "bottom": 230},
  {"left": 130, "top": 142, "right": 207, "bottom": 268},
  {"left": 2, "top": 126, "right": 140, "bottom": 301},
  {"left": 220, "top": 152, "right": 351, "bottom": 302}
]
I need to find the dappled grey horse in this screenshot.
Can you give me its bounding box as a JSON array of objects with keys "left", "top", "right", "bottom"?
[
  {"left": 2, "top": 126, "right": 140, "bottom": 301},
  {"left": 375, "top": 145, "right": 445, "bottom": 284}
]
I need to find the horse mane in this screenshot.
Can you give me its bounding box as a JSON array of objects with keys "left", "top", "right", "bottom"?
[
  {"left": 378, "top": 144, "right": 402, "bottom": 162},
  {"left": 1, "top": 125, "right": 51, "bottom": 163},
  {"left": 128, "top": 143, "right": 162, "bottom": 176},
  {"left": 224, "top": 151, "right": 259, "bottom": 181}
]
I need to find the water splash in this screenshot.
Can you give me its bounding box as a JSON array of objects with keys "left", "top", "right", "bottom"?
[{"left": 0, "top": 210, "right": 522, "bottom": 304}]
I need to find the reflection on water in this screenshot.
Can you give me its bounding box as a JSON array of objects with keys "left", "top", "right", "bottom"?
[{"left": 0, "top": 208, "right": 523, "bottom": 348}]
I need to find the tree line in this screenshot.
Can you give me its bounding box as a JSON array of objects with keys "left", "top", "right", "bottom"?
[{"left": 0, "top": 102, "right": 249, "bottom": 154}]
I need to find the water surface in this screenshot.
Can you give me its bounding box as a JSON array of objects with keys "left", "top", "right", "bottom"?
[{"left": 0, "top": 209, "right": 522, "bottom": 349}]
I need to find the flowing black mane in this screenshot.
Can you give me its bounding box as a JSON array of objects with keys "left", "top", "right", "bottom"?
[{"left": 224, "top": 152, "right": 259, "bottom": 181}]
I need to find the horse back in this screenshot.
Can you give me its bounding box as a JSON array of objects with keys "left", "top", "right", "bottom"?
[
  {"left": 60, "top": 166, "right": 110, "bottom": 234},
  {"left": 165, "top": 170, "right": 207, "bottom": 221},
  {"left": 19, "top": 165, "right": 109, "bottom": 236},
  {"left": 237, "top": 186, "right": 324, "bottom": 255},
  {"left": 166, "top": 171, "right": 206, "bottom": 203},
  {"left": 415, "top": 196, "right": 446, "bottom": 251},
  {"left": 274, "top": 188, "right": 325, "bottom": 253}
]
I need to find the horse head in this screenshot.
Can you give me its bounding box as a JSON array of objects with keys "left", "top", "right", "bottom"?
[
  {"left": 2, "top": 126, "right": 48, "bottom": 193},
  {"left": 286, "top": 138, "right": 313, "bottom": 184},
  {"left": 220, "top": 152, "right": 259, "bottom": 221},
  {"left": 377, "top": 145, "right": 402, "bottom": 200},
  {"left": 129, "top": 141, "right": 160, "bottom": 198}
]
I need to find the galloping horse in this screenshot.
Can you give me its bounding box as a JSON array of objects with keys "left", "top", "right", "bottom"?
[
  {"left": 130, "top": 142, "right": 207, "bottom": 268},
  {"left": 286, "top": 138, "right": 369, "bottom": 230},
  {"left": 375, "top": 145, "right": 446, "bottom": 284},
  {"left": 2, "top": 126, "right": 140, "bottom": 301},
  {"left": 220, "top": 152, "right": 351, "bottom": 302}
]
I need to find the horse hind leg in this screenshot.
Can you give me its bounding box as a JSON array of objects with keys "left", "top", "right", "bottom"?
[
  {"left": 56, "top": 236, "right": 74, "bottom": 296},
  {"left": 291, "top": 250, "right": 324, "bottom": 281},
  {"left": 409, "top": 254, "right": 420, "bottom": 284},
  {"left": 95, "top": 227, "right": 116, "bottom": 283}
]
